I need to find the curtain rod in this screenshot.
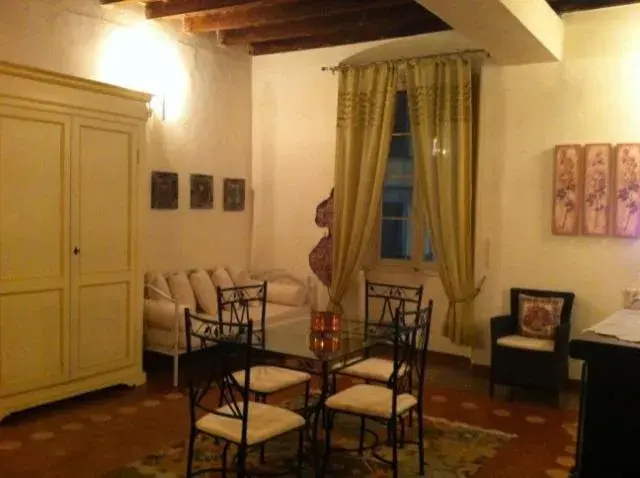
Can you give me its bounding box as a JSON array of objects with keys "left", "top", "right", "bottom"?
[{"left": 320, "top": 49, "right": 489, "bottom": 73}]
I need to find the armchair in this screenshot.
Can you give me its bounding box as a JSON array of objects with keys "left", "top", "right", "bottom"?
[{"left": 490, "top": 288, "right": 575, "bottom": 404}]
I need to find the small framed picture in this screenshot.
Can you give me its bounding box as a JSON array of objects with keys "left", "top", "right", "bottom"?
[
  {"left": 223, "top": 178, "right": 246, "bottom": 212},
  {"left": 190, "top": 174, "right": 213, "bottom": 209},
  {"left": 582, "top": 144, "right": 612, "bottom": 236},
  {"left": 151, "top": 171, "right": 178, "bottom": 210},
  {"left": 552, "top": 145, "right": 583, "bottom": 236},
  {"left": 612, "top": 144, "right": 640, "bottom": 238}
]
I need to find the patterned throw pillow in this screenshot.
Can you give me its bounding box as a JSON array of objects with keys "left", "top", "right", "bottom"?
[{"left": 518, "top": 294, "right": 564, "bottom": 339}]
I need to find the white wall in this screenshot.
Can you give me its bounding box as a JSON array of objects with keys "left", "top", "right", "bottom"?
[
  {"left": 252, "top": 5, "right": 640, "bottom": 378},
  {"left": 0, "top": 0, "right": 253, "bottom": 272}
]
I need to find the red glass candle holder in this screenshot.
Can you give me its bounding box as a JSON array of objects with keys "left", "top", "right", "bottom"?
[
  {"left": 309, "top": 333, "right": 341, "bottom": 355},
  {"left": 310, "top": 311, "right": 342, "bottom": 332}
]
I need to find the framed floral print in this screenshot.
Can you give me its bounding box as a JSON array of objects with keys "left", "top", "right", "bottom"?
[
  {"left": 552, "top": 144, "right": 583, "bottom": 236},
  {"left": 613, "top": 144, "right": 640, "bottom": 238},
  {"left": 582, "top": 144, "right": 612, "bottom": 236}
]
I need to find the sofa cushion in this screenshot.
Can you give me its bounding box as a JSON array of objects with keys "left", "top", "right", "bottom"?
[
  {"left": 147, "top": 272, "right": 172, "bottom": 301},
  {"left": 517, "top": 294, "right": 563, "bottom": 339},
  {"left": 226, "top": 265, "right": 243, "bottom": 284},
  {"left": 190, "top": 269, "right": 218, "bottom": 316},
  {"left": 167, "top": 271, "right": 197, "bottom": 310},
  {"left": 267, "top": 282, "right": 306, "bottom": 307},
  {"left": 236, "top": 270, "right": 262, "bottom": 287},
  {"left": 211, "top": 267, "right": 235, "bottom": 290}
]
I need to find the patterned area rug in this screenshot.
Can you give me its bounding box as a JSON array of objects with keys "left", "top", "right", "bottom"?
[{"left": 104, "top": 414, "right": 515, "bottom": 477}]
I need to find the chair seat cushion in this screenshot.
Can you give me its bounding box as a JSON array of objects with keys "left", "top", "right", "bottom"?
[
  {"left": 196, "top": 401, "right": 305, "bottom": 445},
  {"left": 336, "top": 357, "right": 407, "bottom": 382},
  {"left": 496, "top": 334, "right": 554, "bottom": 352},
  {"left": 325, "top": 384, "right": 417, "bottom": 419},
  {"left": 232, "top": 366, "right": 311, "bottom": 394}
]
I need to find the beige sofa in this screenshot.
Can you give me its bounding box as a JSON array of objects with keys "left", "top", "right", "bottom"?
[{"left": 144, "top": 266, "right": 316, "bottom": 387}]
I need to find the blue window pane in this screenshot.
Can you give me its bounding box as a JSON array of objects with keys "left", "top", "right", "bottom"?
[
  {"left": 382, "top": 186, "right": 412, "bottom": 217},
  {"left": 381, "top": 218, "right": 411, "bottom": 259},
  {"left": 389, "top": 136, "right": 412, "bottom": 158},
  {"left": 394, "top": 91, "right": 410, "bottom": 133},
  {"left": 385, "top": 156, "right": 413, "bottom": 181},
  {"left": 423, "top": 228, "right": 435, "bottom": 261}
]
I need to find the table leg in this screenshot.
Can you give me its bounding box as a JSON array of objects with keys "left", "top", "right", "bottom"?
[{"left": 311, "top": 361, "right": 330, "bottom": 478}]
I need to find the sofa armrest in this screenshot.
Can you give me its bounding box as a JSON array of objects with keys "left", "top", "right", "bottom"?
[
  {"left": 554, "top": 322, "right": 571, "bottom": 356},
  {"left": 145, "top": 283, "right": 173, "bottom": 302},
  {"left": 491, "top": 314, "right": 517, "bottom": 342},
  {"left": 144, "top": 298, "right": 185, "bottom": 332}
]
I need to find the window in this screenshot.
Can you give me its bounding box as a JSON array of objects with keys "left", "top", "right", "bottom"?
[{"left": 379, "top": 91, "right": 435, "bottom": 267}]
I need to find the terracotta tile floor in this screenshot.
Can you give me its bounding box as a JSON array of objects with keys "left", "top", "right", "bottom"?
[{"left": 0, "top": 354, "right": 579, "bottom": 477}]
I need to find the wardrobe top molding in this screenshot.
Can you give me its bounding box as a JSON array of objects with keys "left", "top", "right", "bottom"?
[{"left": 0, "top": 60, "right": 152, "bottom": 121}]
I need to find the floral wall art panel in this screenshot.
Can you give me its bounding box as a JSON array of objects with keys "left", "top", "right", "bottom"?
[
  {"left": 582, "top": 144, "right": 612, "bottom": 236},
  {"left": 553, "top": 144, "right": 583, "bottom": 236},
  {"left": 613, "top": 144, "right": 640, "bottom": 238}
]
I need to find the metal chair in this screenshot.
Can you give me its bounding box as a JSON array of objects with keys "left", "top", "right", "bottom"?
[
  {"left": 184, "top": 311, "right": 306, "bottom": 477},
  {"left": 322, "top": 302, "right": 433, "bottom": 478}
]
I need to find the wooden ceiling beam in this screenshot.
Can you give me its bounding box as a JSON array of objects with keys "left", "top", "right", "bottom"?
[
  {"left": 184, "top": 0, "right": 411, "bottom": 33},
  {"left": 100, "top": 0, "right": 139, "bottom": 4},
  {"left": 220, "top": 3, "right": 445, "bottom": 46},
  {"left": 250, "top": 15, "right": 449, "bottom": 55},
  {"left": 145, "top": 0, "right": 285, "bottom": 20},
  {"left": 548, "top": 0, "right": 640, "bottom": 13}
]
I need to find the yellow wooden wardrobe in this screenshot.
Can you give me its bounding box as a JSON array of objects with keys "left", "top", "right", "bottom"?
[{"left": 0, "top": 61, "right": 149, "bottom": 421}]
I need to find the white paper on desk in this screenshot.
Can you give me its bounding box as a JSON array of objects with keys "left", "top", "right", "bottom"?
[{"left": 584, "top": 309, "right": 640, "bottom": 342}]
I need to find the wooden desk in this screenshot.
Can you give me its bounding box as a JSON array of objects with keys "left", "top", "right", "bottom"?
[{"left": 569, "top": 331, "right": 640, "bottom": 477}]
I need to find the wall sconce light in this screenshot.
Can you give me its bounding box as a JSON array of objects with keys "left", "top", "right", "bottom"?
[{"left": 149, "top": 94, "right": 166, "bottom": 121}]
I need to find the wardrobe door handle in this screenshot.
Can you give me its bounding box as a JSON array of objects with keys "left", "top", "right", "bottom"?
[{"left": 73, "top": 246, "right": 80, "bottom": 255}]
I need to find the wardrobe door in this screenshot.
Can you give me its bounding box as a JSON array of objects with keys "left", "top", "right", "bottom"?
[
  {"left": 0, "top": 107, "right": 71, "bottom": 395},
  {"left": 70, "top": 118, "right": 139, "bottom": 378}
]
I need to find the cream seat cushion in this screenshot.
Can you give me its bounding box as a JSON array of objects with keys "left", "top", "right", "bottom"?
[
  {"left": 337, "top": 357, "right": 407, "bottom": 382},
  {"left": 232, "top": 366, "right": 311, "bottom": 394},
  {"left": 267, "top": 282, "right": 306, "bottom": 307},
  {"left": 196, "top": 401, "right": 305, "bottom": 446},
  {"left": 326, "top": 384, "right": 417, "bottom": 419},
  {"left": 496, "top": 334, "right": 554, "bottom": 352}
]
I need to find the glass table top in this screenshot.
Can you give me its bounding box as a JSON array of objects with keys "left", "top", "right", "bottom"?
[{"left": 191, "top": 314, "right": 416, "bottom": 363}]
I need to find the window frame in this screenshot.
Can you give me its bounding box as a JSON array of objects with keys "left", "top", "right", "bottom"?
[{"left": 376, "top": 88, "right": 437, "bottom": 274}]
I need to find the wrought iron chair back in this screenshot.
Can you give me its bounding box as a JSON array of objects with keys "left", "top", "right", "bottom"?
[
  {"left": 216, "top": 282, "right": 267, "bottom": 344},
  {"left": 184, "top": 308, "right": 253, "bottom": 448},
  {"left": 385, "top": 301, "right": 433, "bottom": 423},
  {"left": 364, "top": 281, "right": 424, "bottom": 340}
]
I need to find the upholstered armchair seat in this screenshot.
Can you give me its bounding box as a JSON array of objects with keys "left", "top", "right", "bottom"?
[{"left": 490, "top": 288, "right": 575, "bottom": 404}]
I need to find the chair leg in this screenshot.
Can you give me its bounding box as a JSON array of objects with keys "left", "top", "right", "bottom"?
[
  {"left": 358, "top": 416, "right": 366, "bottom": 455},
  {"left": 390, "top": 415, "right": 398, "bottom": 478},
  {"left": 400, "top": 417, "right": 405, "bottom": 448},
  {"left": 185, "top": 428, "right": 196, "bottom": 478},
  {"left": 332, "top": 373, "right": 337, "bottom": 394},
  {"left": 259, "top": 393, "right": 267, "bottom": 464},
  {"left": 322, "top": 411, "right": 334, "bottom": 476},
  {"left": 417, "top": 406, "right": 425, "bottom": 477},
  {"left": 303, "top": 381, "right": 311, "bottom": 414},
  {"left": 489, "top": 380, "right": 494, "bottom": 399},
  {"left": 236, "top": 444, "right": 247, "bottom": 478},
  {"left": 221, "top": 442, "right": 229, "bottom": 478},
  {"left": 297, "top": 428, "right": 305, "bottom": 478},
  {"left": 173, "top": 354, "right": 180, "bottom": 388}
]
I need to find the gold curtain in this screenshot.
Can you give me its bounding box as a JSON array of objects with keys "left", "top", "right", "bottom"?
[
  {"left": 330, "top": 63, "right": 398, "bottom": 314},
  {"left": 405, "top": 57, "right": 481, "bottom": 346}
]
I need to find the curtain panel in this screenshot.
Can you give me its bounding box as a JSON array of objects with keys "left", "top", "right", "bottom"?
[
  {"left": 330, "top": 63, "right": 398, "bottom": 315},
  {"left": 405, "top": 57, "right": 482, "bottom": 346}
]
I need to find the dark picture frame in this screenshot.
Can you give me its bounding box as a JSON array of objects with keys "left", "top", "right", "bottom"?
[
  {"left": 223, "top": 178, "right": 245, "bottom": 212},
  {"left": 190, "top": 174, "right": 213, "bottom": 209},
  {"left": 151, "top": 171, "right": 178, "bottom": 210}
]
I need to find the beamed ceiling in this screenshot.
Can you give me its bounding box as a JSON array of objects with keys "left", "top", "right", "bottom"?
[{"left": 100, "top": 0, "right": 640, "bottom": 55}]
